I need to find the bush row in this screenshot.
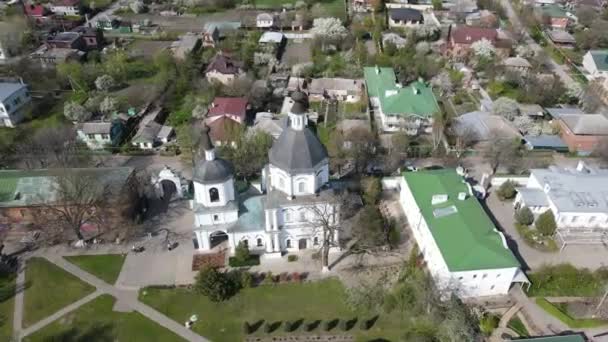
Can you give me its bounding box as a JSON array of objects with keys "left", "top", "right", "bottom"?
[{"left": 242, "top": 317, "right": 377, "bottom": 335}]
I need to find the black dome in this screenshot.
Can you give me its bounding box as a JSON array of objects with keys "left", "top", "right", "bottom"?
[
  {"left": 290, "top": 90, "right": 308, "bottom": 114},
  {"left": 193, "top": 158, "right": 234, "bottom": 184},
  {"left": 269, "top": 127, "right": 328, "bottom": 173}
]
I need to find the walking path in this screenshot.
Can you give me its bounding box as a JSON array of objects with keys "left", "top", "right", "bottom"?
[
  {"left": 12, "top": 259, "right": 25, "bottom": 338},
  {"left": 13, "top": 254, "right": 209, "bottom": 342}
]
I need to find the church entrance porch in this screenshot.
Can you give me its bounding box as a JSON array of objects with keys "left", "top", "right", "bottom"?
[
  {"left": 298, "top": 238, "right": 307, "bottom": 250},
  {"left": 210, "top": 231, "right": 229, "bottom": 249}
]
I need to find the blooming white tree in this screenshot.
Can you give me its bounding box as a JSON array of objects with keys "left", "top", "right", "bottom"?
[
  {"left": 64, "top": 102, "right": 92, "bottom": 122},
  {"left": 471, "top": 38, "right": 495, "bottom": 59},
  {"left": 129, "top": 0, "right": 145, "bottom": 13},
  {"left": 515, "top": 45, "right": 534, "bottom": 58},
  {"left": 566, "top": 82, "right": 583, "bottom": 99},
  {"left": 415, "top": 41, "right": 430, "bottom": 55},
  {"left": 414, "top": 24, "right": 440, "bottom": 40},
  {"left": 492, "top": 97, "right": 520, "bottom": 121},
  {"left": 99, "top": 96, "right": 117, "bottom": 115},
  {"left": 95, "top": 75, "right": 116, "bottom": 92},
  {"left": 513, "top": 115, "right": 541, "bottom": 136},
  {"left": 431, "top": 71, "right": 453, "bottom": 96},
  {"left": 310, "top": 18, "right": 348, "bottom": 40}
]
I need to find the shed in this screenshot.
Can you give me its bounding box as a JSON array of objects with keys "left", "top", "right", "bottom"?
[{"left": 524, "top": 134, "right": 568, "bottom": 151}]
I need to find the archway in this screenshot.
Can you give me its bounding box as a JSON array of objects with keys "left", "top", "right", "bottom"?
[
  {"left": 160, "top": 179, "right": 177, "bottom": 201},
  {"left": 298, "top": 238, "right": 307, "bottom": 250},
  {"left": 210, "top": 231, "right": 229, "bottom": 249}
]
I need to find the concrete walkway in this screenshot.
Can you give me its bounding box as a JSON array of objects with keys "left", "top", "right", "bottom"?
[
  {"left": 12, "top": 259, "right": 25, "bottom": 338},
  {"left": 13, "top": 254, "right": 209, "bottom": 342}
]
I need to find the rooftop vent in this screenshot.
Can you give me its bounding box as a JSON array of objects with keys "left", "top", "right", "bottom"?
[
  {"left": 433, "top": 205, "right": 458, "bottom": 218},
  {"left": 431, "top": 194, "right": 448, "bottom": 205},
  {"left": 412, "top": 86, "right": 420, "bottom": 95},
  {"left": 385, "top": 90, "right": 398, "bottom": 97},
  {"left": 458, "top": 192, "right": 467, "bottom": 201}
]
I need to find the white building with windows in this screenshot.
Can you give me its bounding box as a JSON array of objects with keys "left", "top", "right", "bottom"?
[
  {"left": 397, "top": 169, "right": 526, "bottom": 297},
  {"left": 192, "top": 91, "right": 339, "bottom": 260},
  {"left": 514, "top": 161, "right": 608, "bottom": 245},
  {"left": 0, "top": 82, "right": 31, "bottom": 128}
]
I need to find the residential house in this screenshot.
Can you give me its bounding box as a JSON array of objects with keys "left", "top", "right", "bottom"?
[
  {"left": 547, "top": 29, "right": 576, "bottom": 48},
  {"left": 251, "top": 112, "right": 285, "bottom": 140},
  {"left": 30, "top": 46, "right": 83, "bottom": 68},
  {"left": 202, "top": 21, "right": 241, "bottom": 48},
  {"left": 49, "top": 0, "right": 81, "bottom": 16},
  {"left": 582, "top": 50, "right": 608, "bottom": 80},
  {"left": 205, "top": 97, "right": 248, "bottom": 146},
  {"left": 131, "top": 107, "right": 173, "bottom": 150},
  {"left": 353, "top": 0, "right": 372, "bottom": 12},
  {"left": 503, "top": 56, "right": 532, "bottom": 74},
  {"left": 514, "top": 161, "right": 608, "bottom": 245},
  {"left": 0, "top": 82, "right": 31, "bottom": 128},
  {"left": 256, "top": 13, "right": 275, "bottom": 29},
  {"left": 453, "top": 111, "right": 521, "bottom": 143},
  {"left": 77, "top": 119, "right": 128, "bottom": 150},
  {"left": 396, "top": 169, "right": 526, "bottom": 297},
  {"left": 204, "top": 53, "right": 244, "bottom": 86},
  {"left": 388, "top": 8, "right": 424, "bottom": 28},
  {"left": 23, "top": 2, "right": 52, "bottom": 25},
  {"left": 0, "top": 167, "right": 139, "bottom": 240},
  {"left": 364, "top": 66, "right": 439, "bottom": 134},
  {"left": 518, "top": 103, "right": 545, "bottom": 118},
  {"left": 287, "top": 77, "right": 364, "bottom": 103},
  {"left": 46, "top": 31, "right": 84, "bottom": 50},
  {"left": 447, "top": 26, "right": 510, "bottom": 58},
  {"left": 465, "top": 10, "right": 498, "bottom": 28},
  {"left": 259, "top": 32, "right": 285, "bottom": 45},
  {"left": 193, "top": 91, "right": 339, "bottom": 257},
  {"left": 536, "top": 4, "right": 572, "bottom": 29},
  {"left": 545, "top": 107, "right": 608, "bottom": 153},
  {"left": 73, "top": 27, "right": 104, "bottom": 50},
  {"left": 170, "top": 33, "right": 201, "bottom": 60}
]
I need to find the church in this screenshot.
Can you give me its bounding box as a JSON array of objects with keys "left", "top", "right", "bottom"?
[{"left": 191, "top": 90, "right": 339, "bottom": 258}]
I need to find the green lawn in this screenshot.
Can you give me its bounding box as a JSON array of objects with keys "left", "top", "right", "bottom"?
[
  {"left": 139, "top": 279, "right": 403, "bottom": 341},
  {"left": 251, "top": 0, "right": 295, "bottom": 9},
  {"left": 535, "top": 298, "right": 608, "bottom": 329},
  {"left": 0, "top": 273, "right": 16, "bottom": 341},
  {"left": 316, "top": 0, "right": 347, "bottom": 20},
  {"left": 507, "top": 316, "right": 529, "bottom": 337},
  {"left": 64, "top": 254, "right": 126, "bottom": 285},
  {"left": 23, "top": 258, "right": 95, "bottom": 328},
  {"left": 24, "top": 294, "right": 185, "bottom": 342}
]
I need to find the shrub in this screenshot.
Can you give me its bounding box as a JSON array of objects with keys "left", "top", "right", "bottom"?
[
  {"left": 234, "top": 241, "right": 250, "bottom": 263},
  {"left": 228, "top": 254, "right": 260, "bottom": 267},
  {"left": 241, "top": 271, "right": 253, "bottom": 288},
  {"left": 535, "top": 210, "right": 557, "bottom": 236},
  {"left": 194, "top": 266, "right": 239, "bottom": 302},
  {"left": 262, "top": 272, "right": 274, "bottom": 286},
  {"left": 305, "top": 321, "right": 318, "bottom": 331},
  {"left": 292, "top": 272, "right": 301, "bottom": 283},
  {"left": 243, "top": 321, "right": 251, "bottom": 334},
  {"left": 528, "top": 264, "right": 602, "bottom": 297},
  {"left": 264, "top": 322, "right": 273, "bottom": 333},
  {"left": 339, "top": 319, "right": 348, "bottom": 331},
  {"left": 497, "top": 180, "right": 517, "bottom": 201},
  {"left": 359, "top": 318, "right": 370, "bottom": 330},
  {"left": 322, "top": 320, "right": 332, "bottom": 331},
  {"left": 287, "top": 254, "right": 298, "bottom": 262},
  {"left": 479, "top": 313, "right": 500, "bottom": 336},
  {"left": 515, "top": 206, "right": 534, "bottom": 226},
  {"left": 284, "top": 320, "right": 292, "bottom": 332},
  {"left": 279, "top": 272, "right": 289, "bottom": 283}
]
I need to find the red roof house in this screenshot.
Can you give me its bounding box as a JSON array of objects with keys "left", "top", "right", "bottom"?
[
  {"left": 447, "top": 26, "right": 511, "bottom": 58},
  {"left": 23, "top": 3, "right": 49, "bottom": 17},
  {"left": 205, "top": 97, "right": 249, "bottom": 146}
]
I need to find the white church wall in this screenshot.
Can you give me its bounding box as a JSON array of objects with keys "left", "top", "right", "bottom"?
[{"left": 194, "top": 178, "right": 235, "bottom": 207}]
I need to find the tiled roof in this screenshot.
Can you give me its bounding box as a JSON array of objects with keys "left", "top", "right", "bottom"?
[
  {"left": 204, "top": 53, "right": 242, "bottom": 75},
  {"left": 363, "top": 66, "right": 439, "bottom": 118},
  {"left": 0, "top": 83, "right": 27, "bottom": 103},
  {"left": 389, "top": 8, "right": 423, "bottom": 22},
  {"left": 206, "top": 116, "right": 243, "bottom": 143},
  {"left": 451, "top": 26, "right": 497, "bottom": 44},
  {"left": 208, "top": 97, "right": 248, "bottom": 120}
]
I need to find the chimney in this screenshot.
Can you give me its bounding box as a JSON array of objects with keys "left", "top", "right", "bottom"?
[
  {"left": 412, "top": 86, "right": 419, "bottom": 95},
  {"left": 375, "top": 65, "right": 380, "bottom": 74}
]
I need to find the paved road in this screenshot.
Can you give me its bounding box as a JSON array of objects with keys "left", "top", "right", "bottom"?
[{"left": 499, "top": 0, "right": 577, "bottom": 88}]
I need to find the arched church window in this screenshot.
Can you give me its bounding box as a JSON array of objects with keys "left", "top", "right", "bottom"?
[
  {"left": 286, "top": 239, "right": 291, "bottom": 248},
  {"left": 209, "top": 188, "right": 220, "bottom": 202},
  {"left": 257, "top": 238, "right": 263, "bottom": 247},
  {"left": 298, "top": 181, "right": 306, "bottom": 193},
  {"left": 242, "top": 239, "right": 249, "bottom": 248},
  {"left": 313, "top": 237, "right": 319, "bottom": 246},
  {"left": 284, "top": 210, "right": 292, "bottom": 222}
]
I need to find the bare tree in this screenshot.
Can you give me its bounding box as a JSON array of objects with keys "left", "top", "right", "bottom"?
[
  {"left": 15, "top": 125, "right": 92, "bottom": 169},
  {"left": 594, "top": 138, "right": 608, "bottom": 166},
  {"left": 482, "top": 131, "right": 522, "bottom": 174},
  {"left": 452, "top": 125, "right": 479, "bottom": 157},
  {"left": 35, "top": 169, "right": 140, "bottom": 245}
]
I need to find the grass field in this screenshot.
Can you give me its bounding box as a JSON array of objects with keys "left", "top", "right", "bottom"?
[
  {"left": 139, "top": 279, "right": 403, "bottom": 341},
  {"left": 23, "top": 258, "right": 95, "bottom": 328},
  {"left": 64, "top": 254, "right": 126, "bottom": 285},
  {"left": 535, "top": 298, "right": 608, "bottom": 329},
  {"left": 0, "top": 273, "right": 16, "bottom": 341},
  {"left": 24, "top": 294, "right": 185, "bottom": 342},
  {"left": 507, "top": 316, "right": 529, "bottom": 337}
]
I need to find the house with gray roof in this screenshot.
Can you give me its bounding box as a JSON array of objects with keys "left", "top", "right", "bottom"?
[
  {"left": 0, "top": 82, "right": 31, "bottom": 128},
  {"left": 582, "top": 50, "right": 608, "bottom": 80},
  {"left": 515, "top": 161, "right": 608, "bottom": 246},
  {"left": 546, "top": 108, "right": 608, "bottom": 153},
  {"left": 454, "top": 111, "right": 521, "bottom": 142},
  {"left": 192, "top": 91, "right": 339, "bottom": 258}
]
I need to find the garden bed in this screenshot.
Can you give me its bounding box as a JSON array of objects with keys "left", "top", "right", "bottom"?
[
  {"left": 192, "top": 251, "right": 226, "bottom": 271},
  {"left": 535, "top": 298, "right": 608, "bottom": 328}
]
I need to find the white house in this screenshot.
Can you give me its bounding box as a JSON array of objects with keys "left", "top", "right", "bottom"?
[
  {"left": 77, "top": 121, "right": 112, "bottom": 149},
  {"left": 0, "top": 82, "right": 31, "bottom": 128},
  {"left": 256, "top": 13, "right": 275, "bottom": 29},
  {"left": 514, "top": 161, "right": 608, "bottom": 246},
  {"left": 582, "top": 50, "right": 608, "bottom": 80},
  {"left": 49, "top": 0, "right": 81, "bottom": 16},
  {"left": 192, "top": 91, "right": 338, "bottom": 261},
  {"left": 397, "top": 169, "right": 526, "bottom": 297}
]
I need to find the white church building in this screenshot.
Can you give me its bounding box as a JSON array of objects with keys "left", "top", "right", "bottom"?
[{"left": 191, "top": 91, "right": 339, "bottom": 257}]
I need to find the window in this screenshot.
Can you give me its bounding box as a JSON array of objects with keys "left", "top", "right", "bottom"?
[
  {"left": 313, "top": 237, "right": 319, "bottom": 246},
  {"left": 257, "top": 238, "right": 263, "bottom": 247},
  {"left": 209, "top": 188, "right": 220, "bottom": 202},
  {"left": 286, "top": 239, "right": 291, "bottom": 248},
  {"left": 87, "top": 134, "right": 95, "bottom": 139},
  {"left": 473, "top": 274, "right": 477, "bottom": 279},
  {"left": 496, "top": 274, "right": 501, "bottom": 278},
  {"left": 284, "top": 210, "right": 292, "bottom": 222},
  {"left": 101, "top": 134, "right": 109, "bottom": 140},
  {"left": 572, "top": 216, "right": 579, "bottom": 223},
  {"left": 589, "top": 216, "right": 596, "bottom": 224},
  {"left": 299, "top": 211, "right": 306, "bottom": 221},
  {"left": 458, "top": 276, "right": 463, "bottom": 280},
  {"left": 213, "top": 214, "right": 219, "bottom": 222},
  {"left": 242, "top": 239, "right": 248, "bottom": 248},
  {"left": 20, "top": 209, "right": 26, "bottom": 218},
  {"left": 298, "top": 181, "right": 306, "bottom": 193},
  {"left": 490, "top": 285, "right": 495, "bottom": 290},
  {"left": 482, "top": 273, "right": 487, "bottom": 279}
]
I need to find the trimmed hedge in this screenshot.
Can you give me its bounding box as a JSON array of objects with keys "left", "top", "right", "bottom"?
[{"left": 228, "top": 255, "right": 260, "bottom": 267}]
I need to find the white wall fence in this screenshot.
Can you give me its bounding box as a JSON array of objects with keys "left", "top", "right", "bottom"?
[
  {"left": 490, "top": 176, "right": 529, "bottom": 187},
  {"left": 381, "top": 177, "right": 401, "bottom": 190}
]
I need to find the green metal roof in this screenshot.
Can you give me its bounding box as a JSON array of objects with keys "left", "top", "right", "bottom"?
[
  {"left": 363, "top": 66, "right": 439, "bottom": 118},
  {"left": 539, "top": 4, "right": 569, "bottom": 18},
  {"left": 0, "top": 168, "right": 134, "bottom": 208},
  {"left": 403, "top": 169, "right": 520, "bottom": 272},
  {"left": 590, "top": 50, "right": 608, "bottom": 72},
  {"left": 514, "top": 334, "right": 586, "bottom": 342}
]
